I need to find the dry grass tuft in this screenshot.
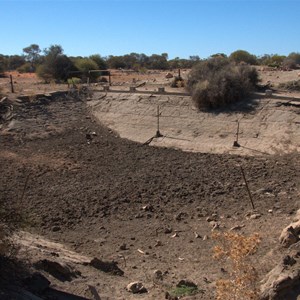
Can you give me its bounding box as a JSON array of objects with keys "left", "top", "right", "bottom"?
[{"left": 213, "top": 231, "right": 261, "bottom": 300}]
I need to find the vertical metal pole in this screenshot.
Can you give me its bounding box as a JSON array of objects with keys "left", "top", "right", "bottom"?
[
  {"left": 10, "top": 75, "right": 14, "bottom": 93},
  {"left": 236, "top": 120, "right": 240, "bottom": 143},
  {"left": 156, "top": 105, "right": 162, "bottom": 137},
  {"left": 240, "top": 166, "right": 255, "bottom": 210},
  {"left": 233, "top": 120, "right": 240, "bottom": 147},
  {"left": 157, "top": 105, "right": 160, "bottom": 134}
]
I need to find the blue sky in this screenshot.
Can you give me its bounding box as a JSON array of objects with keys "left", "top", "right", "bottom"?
[{"left": 0, "top": 0, "right": 299, "bottom": 59}]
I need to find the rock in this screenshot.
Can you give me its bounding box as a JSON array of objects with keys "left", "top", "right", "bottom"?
[
  {"left": 155, "top": 240, "right": 162, "bottom": 247},
  {"left": 164, "top": 227, "right": 172, "bottom": 234},
  {"left": 165, "top": 291, "right": 179, "bottom": 300},
  {"left": 34, "top": 259, "right": 80, "bottom": 282},
  {"left": 119, "top": 243, "right": 127, "bottom": 250},
  {"left": 142, "top": 204, "right": 154, "bottom": 212},
  {"left": 206, "top": 216, "right": 216, "bottom": 222},
  {"left": 177, "top": 279, "right": 197, "bottom": 288},
  {"left": 279, "top": 222, "right": 300, "bottom": 247},
  {"left": 194, "top": 232, "right": 201, "bottom": 239},
  {"left": 52, "top": 226, "right": 61, "bottom": 232},
  {"left": 175, "top": 212, "right": 188, "bottom": 221},
  {"left": 126, "top": 281, "right": 148, "bottom": 294},
  {"left": 153, "top": 269, "right": 163, "bottom": 281},
  {"left": 89, "top": 258, "right": 124, "bottom": 276},
  {"left": 23, "top": 273, "right": 50, "bottom": 293},
  {"left": 260, "top": 254, "right": 300, "bottom": 300},
  {"left": 165, "top": 73, "right": 173, "bottom": 79},
  {"left": 230, "top": 224, "right": 245, "bottom": 231},
  {"left": 249, "top": 213, "right": 261, "bottom": 219}
]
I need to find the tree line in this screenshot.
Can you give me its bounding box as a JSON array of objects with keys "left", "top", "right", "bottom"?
[{"left": 0, "top": 44, "right": 299, "bottom": 82}]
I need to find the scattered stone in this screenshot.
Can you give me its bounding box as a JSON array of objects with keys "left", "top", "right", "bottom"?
[
  {"left": 126, "top": 281, "right": 148, "bottom": 294},
  {"left": 135, "top": 213, "right": 143, "bottom": 219},
  {"left": 230, "top": 224, "right": 245, "bottom": 231},
  {"left": 177, "top": 279, "right": 197, "bottom": 288},
  {"left": 194, "top": 232, "right": 201, "bottom": 239},
  {"left": 165, "top": 73, "right": 173, "bottom": 79},
  {"left": 155, "top": 240, "right": 162, "bottom": 247},
  {"left": 164, "top": 227, "right": 172, "bottom": 234},
  {"left": 268, "top": 209, "right": 273, "bottom": 213},
  {"left": 203, "top": 235, "right": 209, "bottom": 241},
  {"left": 249, "top": 213, "right": 261, "bottom": 220},
  {"left": 89, "top": 258, "right": 124, "bottom": 276},
  {"left": 52, "top": 226, "right": 61, "bottom": 232},
  {"left": 153, "top": 269, "right": 163, "bottom": 281},
  {"left": 206, "top": 216, "right": 216, "bottom": 222},
  {"left": 119, "top": 243, "right": 127, "bottom": 250},
  {"left": 175, "top": 212, "right": 188, "bottom": 221},
  {"left": 142, "top": 204, "right": 154, "bottom": 212},
  {"left": 165, "top": 291, "right": 179, "bottom": 300},
  {"left": 171, "top": 233, "right": 178, "bottom": 238},
  {"left": 280, "top": 221, "right": 300, "bottom": 247},
  {"left": 137, "top": 249, "right": 146, "bottom": 254}
]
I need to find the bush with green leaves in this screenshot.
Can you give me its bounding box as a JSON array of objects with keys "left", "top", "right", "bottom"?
[
  {"left": 229, "top": 50, "right": 257, "bottom": 65},
  {"left": 37, "top": 55, "right": 75, "bottom": 83},
  {"left": 17, "top": 62, "right": 33, "bottom": 73},
  {"left": 89, "top": 54, "right": 107, "bottom": 70},
  {"left": 74, "top": 58, "right": 99, "bottom": 81},
  {"left": 187, "top": 57, "right": 259, "bottom": 110}
]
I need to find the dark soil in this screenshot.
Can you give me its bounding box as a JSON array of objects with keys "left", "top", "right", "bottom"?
[{"left": 0, "top": 95, "right": 299, "bottom": 299}]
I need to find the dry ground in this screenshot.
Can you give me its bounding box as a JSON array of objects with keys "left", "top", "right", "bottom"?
[{"left": 0, "top": 69, "right": 300, "bottom": 299}]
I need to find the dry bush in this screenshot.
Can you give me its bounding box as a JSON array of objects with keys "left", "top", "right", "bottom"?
[
  {"left": 170, "top": 76, "right": 184, "bottom": 88},
  {"left": 278, "top": 80, "right": 300, "bottom": 91},
  {"left": 187, "top": 57, "right": 259, "bottom": 110},
  {"left": 213, "top": 232, "right": 261, "bottom": 300}
]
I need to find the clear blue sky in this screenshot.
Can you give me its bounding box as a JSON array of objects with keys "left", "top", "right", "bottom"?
[{"left": 0, "top": 0, "right": 299, "bottom": 59}]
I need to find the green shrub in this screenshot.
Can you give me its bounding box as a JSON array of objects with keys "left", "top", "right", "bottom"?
[
  {"left": 168, "top": 285, "right": 199, "bottom": 297},
  {"left": 17, "top": 62, "right": 33, "bottom": 73},
  {"left": 67, "top": 77, "right": 82, "bottom": 85},
  {"left": 230, "top": 50, "right": 257, "bottom": 65},
  {"left": 74, "top": 58, "right": 99, "bottom": 81},
  {"left": 89, "top": 54, "right": 107, "bottom": 70},
  {"left": 187, "top": 57, "right": 259, "bottom": 110}
]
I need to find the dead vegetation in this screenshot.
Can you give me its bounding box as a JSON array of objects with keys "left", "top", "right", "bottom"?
[{"left": 213, "top": 232, "right": 261, "bottom": 300}]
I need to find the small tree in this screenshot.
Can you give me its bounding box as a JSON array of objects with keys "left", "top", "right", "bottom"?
[
  {"left": 74, "top": 58, "right": 99, "bottom": 81},
  {"left": 282, "top": 52, "right": 300, "bottom": 69},
  {"left": 230, "top": 50, "right": 257, "bottom": 65},
  {"left": 23, "top": 44, "right": 41, "bottom": 71},
  {"left": 89, "top": 54, "right": 107, "bottom": 70},
  {"left": 36, "top": 45, "right": 76, "bottom": 82}
]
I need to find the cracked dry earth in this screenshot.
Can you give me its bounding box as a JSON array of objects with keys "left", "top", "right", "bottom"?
[{"left": 0, "top": 94, "right": 300, "bottom": 299}]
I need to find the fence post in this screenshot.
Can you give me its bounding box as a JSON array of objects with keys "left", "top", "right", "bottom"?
[{"left": 10, "top": 75, "right": 14, "bottom": 93}]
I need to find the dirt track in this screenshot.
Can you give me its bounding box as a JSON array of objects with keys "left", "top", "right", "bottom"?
[{"left": 1, "top": 92, "right": 300, "bottom": 299}]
